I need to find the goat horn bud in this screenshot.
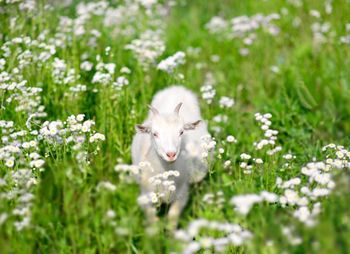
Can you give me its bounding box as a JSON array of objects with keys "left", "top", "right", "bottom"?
[
  {"left": 148, "top": 105, "right": 159, "bottom": 115},
  {"left": 174, "top": 102, "right": 183, "bottom": 115}
]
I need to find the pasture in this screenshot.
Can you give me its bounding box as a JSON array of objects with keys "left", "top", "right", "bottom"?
[{"left": 0, "top": 0, "right": 350, "bottom": 253}]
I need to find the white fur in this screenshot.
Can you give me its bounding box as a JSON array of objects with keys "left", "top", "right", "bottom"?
[{"left": 131, "top": 85, "right": 209, "bottom": 227}]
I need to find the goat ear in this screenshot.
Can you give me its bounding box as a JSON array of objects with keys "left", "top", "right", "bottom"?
[
  {"left": 184, "top": 120, "right": 202, "bottom": 130},
  {"left": 174, "top": 102, "right": 183, "bottom": 115},
  {"left": 135, "top": 124, "right": 150, "bottom": 133}
]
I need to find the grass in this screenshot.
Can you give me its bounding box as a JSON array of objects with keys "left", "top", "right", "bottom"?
[{"left": 0, "top": 0, "right": 350, "bottom": 253}]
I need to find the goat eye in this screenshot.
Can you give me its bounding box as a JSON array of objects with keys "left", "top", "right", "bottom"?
[
  {"left": 179, "top": 130, "right": 184, "bottom": 136},
  {"left": 153, "top": 132, "right": 159, "bottom": 138}
]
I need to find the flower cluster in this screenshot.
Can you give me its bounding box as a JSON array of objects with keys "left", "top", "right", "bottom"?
[
  {"left": 0, "top": 121, "right": 44, "bottom": 231},
  {"left": 0, "top": 121, "right": 45, "bottom": 171},
  {"left": 96, "top": 181, "right": 117, "bottom": 192},
  {"left": 205, "top": 13, "right": 280, "bottom": 55},
  {"left": 340, "top": 23, "right": 350, "bottom": 44},
  {"left": 230, "top": 142, "right": 349, "bottom": 228},
  {"left": 230, "top": 191, "right": 278, "bottom": 215},
  {"left": 175, "top": 219, "right": 252, "bottom": 253},
  {"left": 205, "top": 16, "right": 229, "bottom": 35},
  {"left": 137, "top": 168, "right": 180, "bottom": 206},
  {"left": 238, "top": 153, "right": 253, "bottom": 174},
  {"left": 92, "top": 59, "right": 116, "bottom": 85},
  {"left": 103, "top": 0, "right": 167, "bottom": 37},
  {"left": 200, "top": 73, "right": 216, "bottom": 104},
  {"left": 103, "top": 2, "right": 139, "bottom": 32},
  {"left": 226, "top": 135, "right": 237, "bottom": 143},
  {"left": 57, "top": 1, "right": 108, "bottom": 41},
  {"left": 199, "top": 135, "right": 216, "bottom": 160},
  {"left": 281, "top": 226, "right": 303, "bottom": 246},
  {"left": 215, "top": 135, "right": 238, "bottom": 171},
  {"left": 311, "top": 21, "right": 332, "bottom": 45},
  {"left": 253, "top": 113, "right": 280, "bottom": 153},
  {"left": 114, "top": 163, "right": 140, "bottom": 183},
  {"left": 148, "top": 170, "right": 179, "bottom": 192},
  {"left": 0, "top": 36, "right": 53, "bottom": 120},
  {"left": 238, "top": 153, "right": 264, "bottom": 174},
  {"left": 114, "top": 164, "right": 140, "bottom": 175},
  {"left": 112, "top": 76, "right": 129, "bottom": 91},
  {"left": 202, "top": 191, "right": 225, "bottom": 208},
  {"left": 91, "top": 56, "right": 131, "bottom": 94},
  {"left": 103, "top": 208, "right": 129, "bottom": 236},
  {"left": 157, "top": 51, "right": 186, "bottom": 74},
  {"left": 231, "top": 14, "right": 280, "bottom": 37},
  {"left": 69, "top": 84, "right": 87, "bottom": 94},
  {"left": 125, "top": 30, "right": 165, "bottom": 69},
  {"left": 1, "top": 36, "right": 56, "bottom": 68},
  {"left": 211, "top": 115, "right": 229, "bottom": 133},
  {"left": 219, "top": 96, "right": 235, "bottom": 108},
  {"left": 52, "top": 57, "right": 79, "bottom": 85},
  {"left": 39, "top": 114, "right": 105, "bottom": 171}
]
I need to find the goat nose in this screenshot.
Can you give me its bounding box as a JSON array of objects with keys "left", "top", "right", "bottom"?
[{"left": 166, "top": 152, "right": 176, "bottom": 159}]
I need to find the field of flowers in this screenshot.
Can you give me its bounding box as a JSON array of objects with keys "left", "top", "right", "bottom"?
[{"left": 1, "top": 0, "right": 350, "bottom": 253}]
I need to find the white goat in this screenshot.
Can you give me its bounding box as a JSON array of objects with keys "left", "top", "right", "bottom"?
[{"left": 132, "top": 86, "right": 209, "bottom": 228}]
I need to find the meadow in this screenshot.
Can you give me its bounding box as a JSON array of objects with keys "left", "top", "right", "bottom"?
[{"left": 0, "top": 0, "right": 350, "bottom": 253}]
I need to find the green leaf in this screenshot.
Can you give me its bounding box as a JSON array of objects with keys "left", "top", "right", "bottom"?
[{"left": 296, "top": 81, "right": 317, "bottom": 110}]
